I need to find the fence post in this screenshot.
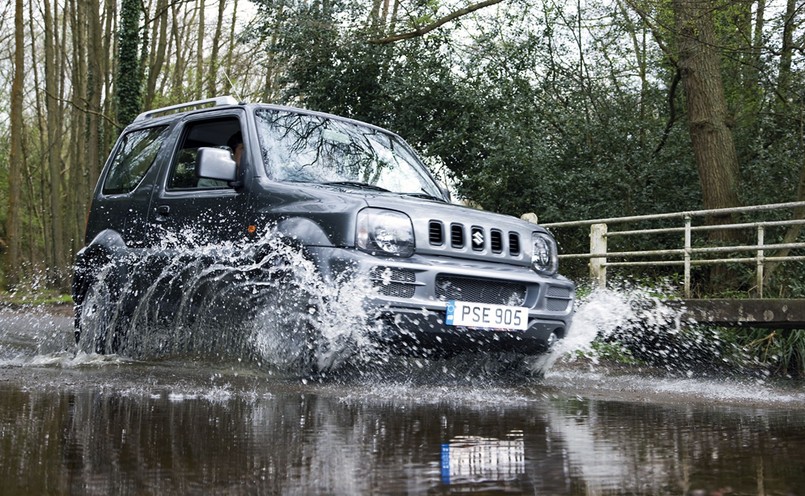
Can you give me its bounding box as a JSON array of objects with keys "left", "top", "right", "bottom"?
[
  {"left": 757, "top": 225, "right": 764, "bottom": 298},
  {"left": 590, "top": 223, "right": 607, "bottom": 289},
  {"left": 684, "top": 216, "right": 691, "bottom": 298}
]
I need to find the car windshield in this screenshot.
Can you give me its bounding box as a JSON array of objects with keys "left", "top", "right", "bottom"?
[{"left": 254, "top": 108, "right": 445, "bottom": 199}]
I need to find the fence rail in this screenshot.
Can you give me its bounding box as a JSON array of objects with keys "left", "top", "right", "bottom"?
[{"left": 542, "top": 201, "right": 805, "bottom": 298}]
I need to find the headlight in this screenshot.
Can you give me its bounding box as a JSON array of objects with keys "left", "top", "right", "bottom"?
[
  {"left": 356, "top": 208, "right": 415, "bottom": 257},
  {"left": 531, "top": 232, "right": 558, "bottom": 275}
]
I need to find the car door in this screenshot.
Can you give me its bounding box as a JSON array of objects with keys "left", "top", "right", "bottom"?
[
  {"left": 85, "top": 124, "right": 172, "bottom": 246},
  {"left": 146, "top": 110, "right": 256, "bottom": 248}
]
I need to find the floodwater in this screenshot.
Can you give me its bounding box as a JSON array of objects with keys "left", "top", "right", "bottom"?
[{"left": 2, "top": 300, "right": 805, "bottom": 496}]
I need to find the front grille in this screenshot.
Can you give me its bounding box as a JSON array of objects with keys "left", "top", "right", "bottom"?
[
  {"left": 547, "top": 298, "right": 570, "bottom": 311},
  {"left": 450, "top": 224, "right": 464, "bottom": 248},
  {"left": 509, "top": 232, "right": 521, "bottom": 256},
  {"left": 431, "top": 221, "right": 523, "bottom": 257},
  {"left": 490, "top": 229, "right": 503, "bottom": 253},
  {"left": 429, "top": 220, "right": 444, "bottom": 245},
  {"left": 546, "top": 286, "right": 571, "bottom": 298},
  {"left": 435, "top": 275, "right": 527, "bottom": 306},
  {"left": 370, "top": 267, "right": 416, "bottom": 298},
  {"left": 546, "top": 285, "right": 572, "bottom": 311}
]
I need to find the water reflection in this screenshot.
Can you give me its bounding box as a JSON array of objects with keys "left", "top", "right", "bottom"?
[
  {"left": 1, "top": 372, "right": 804, "bottom": 495},
  {"left": 440, "top": 432, "right": 525, "bottom": 487}
]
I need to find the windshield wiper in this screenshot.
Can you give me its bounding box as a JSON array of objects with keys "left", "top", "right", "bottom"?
[
  {"left": 321, "top": 181, "right": 391, "bottom": 192},
  {"left": 403, "top": 192, "right": 447, "bottom": 202}
]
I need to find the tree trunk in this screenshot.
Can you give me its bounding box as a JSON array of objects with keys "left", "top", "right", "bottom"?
[
  {"left": 171, "top": 1, "right": 192, "bottom": 102},
  {"left": 69, "top": 0, "right": 87, "bottom": 258},
  {"left": 752, "top": 0, "right": 765, "bottom": 83},
  {"left": 103, "top": 0, "right": 117, "bottom": 146},
  {"left": 86, "top": 0, "right": 103, "bottom": 182},
  {"left": 764, "top": 0, "right": 805, "bottom": 285},
  {"left": 5, "top": 0, "right": 25, "bottom": 288},
  {"left": 195, "top": 0, "right": 206, "bottom": 99},
  {"left": 777, "top": 0, "right": 796, "bottom": 104},
  {"left": 224, "top": 0, "right": 239, "bottom": 94},
  {"left": 44, "top": 0, "right": 68, "bottom": 289},
  {"left": 674, "top": 0, "right": 741, "bottom": 223},
  {"left": 145, "top": 0, "right": 169, "bottom": 109},
  {"left": 208, "top": 0, "right": 226, "bottom": 96},
  {"left": 116, "top": 0, "right": 143, "bottom": 126},
  {"left": 27, "top": 0, "right": 47, "bottom": 270}
]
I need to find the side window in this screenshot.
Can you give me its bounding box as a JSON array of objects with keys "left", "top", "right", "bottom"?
[
  {"left": 102, "top": 126, "right": 168, "bottom": 195},
  {"left": 168, "top": 117, "right": 242, "bottom": 190}
]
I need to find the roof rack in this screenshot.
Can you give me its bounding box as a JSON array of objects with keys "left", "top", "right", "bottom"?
[{"left": 134, "top": 96, "right": 239, "bottom": 122}]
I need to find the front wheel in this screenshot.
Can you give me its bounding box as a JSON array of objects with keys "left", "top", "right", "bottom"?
[
  {"left": 76, "top": 279, "right": 125, "bottom": 354},
  {"left": 249, "top": 280, "right": 322, "bottom": 375}
]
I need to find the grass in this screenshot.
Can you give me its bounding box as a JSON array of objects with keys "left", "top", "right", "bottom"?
[
  {"left": 0, "top": 288, "right": 73, "bottom": 307},
  {"left": 734, "top": 328, "right": 805, "bottom": 378}
]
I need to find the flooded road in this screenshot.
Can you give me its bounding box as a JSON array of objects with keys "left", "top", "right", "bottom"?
[{"left": 2, "top": 306, "right": 805, "bottom": 495}]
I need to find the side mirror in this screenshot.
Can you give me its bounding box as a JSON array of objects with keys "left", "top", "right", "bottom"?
[{"left": 196, "top": 147, "right": 237, "bottom": 182}]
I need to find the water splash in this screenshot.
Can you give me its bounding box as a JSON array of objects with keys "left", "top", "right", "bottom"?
[
  {"left": 77, "top": 229, "right": 383, "bottom": 375},
  {"left": 530, "top": 282, "right": 743, "bottom": 379},
  {"left": 530, "top": 288, "right": 636, "bottom": 373},
  {"left": 68, "top": 232, "right": 756, "bottom": 383}
]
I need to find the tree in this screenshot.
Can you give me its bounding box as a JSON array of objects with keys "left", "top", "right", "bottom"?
[
  {"left": 43, "top": 0, "right": 68, "bottom": 288},
  {"left": 116, "top": 0, "right": 143, "bottom": 127},
  {"left": 5, "top": 0, "right": 24, "bottom": 288},
  {"left": 673, "top": 0, "right": 740, "bottom": 219},
  {"left": 369, "top": 0, "right": 504, "bottom": 44}
]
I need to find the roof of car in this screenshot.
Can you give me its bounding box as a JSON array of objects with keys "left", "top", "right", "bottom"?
[{"left": 130, "top": 96, "right": 395, "bottom": 137}]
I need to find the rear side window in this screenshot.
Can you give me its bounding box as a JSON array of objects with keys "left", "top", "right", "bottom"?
[{"left": 102, "top": 126, "right": 168, "bottom": 194}]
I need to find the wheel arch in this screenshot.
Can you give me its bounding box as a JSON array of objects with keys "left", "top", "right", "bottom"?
[
  {"left": 275, "top": 217, "right": 333, "bottom": 247},
  {"left": 72, "top": 229, "right": 129, "bottom": 305}
]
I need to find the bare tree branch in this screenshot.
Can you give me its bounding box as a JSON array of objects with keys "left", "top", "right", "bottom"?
[{"left": 369, "top": 0, "right": 504, "bottom": 44}]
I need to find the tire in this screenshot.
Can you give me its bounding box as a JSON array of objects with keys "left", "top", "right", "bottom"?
[
  {"left": 77, "top": 278, "right": 125, "bottom": 354},
  {"left": 250, "top": 275, "right": 325, "bottom": 376}
]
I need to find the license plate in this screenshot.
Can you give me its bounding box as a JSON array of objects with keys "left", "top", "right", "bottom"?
[{"left": 445, "top": 300, "right": 529, "bottom": 331}]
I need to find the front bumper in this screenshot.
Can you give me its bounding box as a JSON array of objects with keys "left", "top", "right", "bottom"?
[{"left": 308, "top": 246, "right": 575, "bottom": 355}]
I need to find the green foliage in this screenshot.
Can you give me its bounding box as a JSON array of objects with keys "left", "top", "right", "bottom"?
[
  {"left": 245, "top": 0, "right": 803, "bottom": 287},
  {"left": 249, "top": 0, "right": 705, "bottom": 231},
  {"left": 115, "top": 0, "right": 143, "bottom": 127},
  {"left": 0, "top": 288, "right": 73, "bottom": 307},
  {"left": 725, "top": 328, "right": 805, "bottom": 378}
]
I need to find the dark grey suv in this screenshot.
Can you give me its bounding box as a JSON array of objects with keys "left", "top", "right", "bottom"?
[{"left": 72, "top": 96, "right": 574, "bottom": 360}]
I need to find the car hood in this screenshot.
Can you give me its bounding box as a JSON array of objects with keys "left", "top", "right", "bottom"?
[{"left": 258, "top": 183, "right": 545, "bottom": 268}]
